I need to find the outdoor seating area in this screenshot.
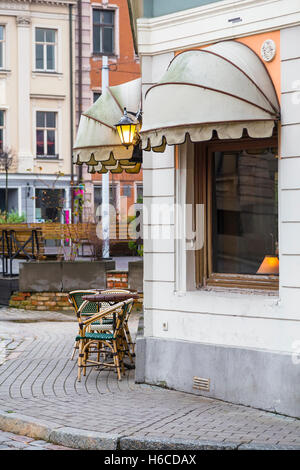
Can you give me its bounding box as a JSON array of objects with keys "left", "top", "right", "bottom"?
[
  {"left": 68, "top": 289, "right": 139, "bottom": 382},
  {"left": 0, "top": 222, "right": 142, "bottom": 266}
]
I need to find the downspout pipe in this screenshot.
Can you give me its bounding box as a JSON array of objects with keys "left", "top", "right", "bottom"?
[{"left": 69, "top": 3, "right": 74, "bottom": 221}]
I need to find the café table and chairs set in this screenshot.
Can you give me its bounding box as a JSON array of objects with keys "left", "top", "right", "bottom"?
[{"left": 68, "top": 289, "right": 139, "bottom": 381}]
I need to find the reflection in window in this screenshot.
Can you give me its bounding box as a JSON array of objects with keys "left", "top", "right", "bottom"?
[{"left": 211, "top": 148, "right": 278, "bottom": 275}]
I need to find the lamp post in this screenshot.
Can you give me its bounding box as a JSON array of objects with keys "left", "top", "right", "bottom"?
[{"left": 0, "top": 149, "right": 13, "bottom": 218}]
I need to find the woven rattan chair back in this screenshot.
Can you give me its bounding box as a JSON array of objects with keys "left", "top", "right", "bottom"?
[{"left": 69, "top": 290, "right": 99, "bottom": 316}]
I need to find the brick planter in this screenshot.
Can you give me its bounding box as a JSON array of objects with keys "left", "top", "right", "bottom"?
[
  {"left": 106, "top": 271, "right": 128, "bottom": 289},
  {"left": 9, "top": 292, "right": 72, "bottom": 311}
]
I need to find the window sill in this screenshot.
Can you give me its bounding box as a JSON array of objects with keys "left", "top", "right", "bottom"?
[
  {"left": 0, "top": 69, "right": 11, "bottom": 75},
  {"left": 204, "top": 273, "right": 279, "bottom": 293},
  {"left": 91, "top": 52, "right": 116, "bottom": 58},
  {"left": 35, "top": 156, "right": 60, "bottom": 161},
  {"left": 32, "top": 71, "right": 62, "bottom": 76}
]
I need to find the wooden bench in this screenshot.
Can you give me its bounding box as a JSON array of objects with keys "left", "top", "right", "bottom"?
[{"left": 0, "top": 228, "right": 45, "bottom": 276}]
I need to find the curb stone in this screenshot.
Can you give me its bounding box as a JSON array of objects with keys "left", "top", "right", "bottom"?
[
  {"left": 119, "top": 436, "right": 239, "bottom": 450},
  {"left": 48, "top": 427, "right": 119, "bottom": 450},
  {"left": 0, "top": 410, "right": 299, "bottom": 450}
]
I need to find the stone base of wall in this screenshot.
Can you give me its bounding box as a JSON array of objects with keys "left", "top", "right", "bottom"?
[
  {"left": 9, "top": 292, "right": 72, "bottom": 311},
  {"left": 136, "top": 336, "right": 300, "bottom": 419},
  {"left": 106, "top": 271, "right": 128, "bottom": 289}
]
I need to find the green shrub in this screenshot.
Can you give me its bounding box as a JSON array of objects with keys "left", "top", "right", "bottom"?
[{"left": 0, "top": 210, "right": 26, "bottom": 224}]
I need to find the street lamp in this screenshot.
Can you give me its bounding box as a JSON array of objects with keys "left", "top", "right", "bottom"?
[
  {"left": 0, "top": 149, "right": 13, "bottom": 218},
  {"left": 115, "top": 107, "right": 141, "bottom": 149}
]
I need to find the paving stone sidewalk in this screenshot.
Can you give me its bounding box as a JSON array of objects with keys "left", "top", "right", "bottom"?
[{"left": 0, "top": 307, "right": 299, "bottom": 450}]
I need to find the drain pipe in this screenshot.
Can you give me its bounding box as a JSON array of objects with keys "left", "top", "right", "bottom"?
[{"left": 69, "top": 3, "right": 74, "bottom": 221}]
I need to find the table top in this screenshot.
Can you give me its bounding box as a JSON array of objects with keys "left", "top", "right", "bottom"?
[{"left": 82, "top": 292, "right": 139, "bottom": 303}]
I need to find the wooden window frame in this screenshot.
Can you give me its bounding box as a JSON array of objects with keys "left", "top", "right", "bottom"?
[{"left": 194, "top": 135, "right": 279, "bottom": 292}]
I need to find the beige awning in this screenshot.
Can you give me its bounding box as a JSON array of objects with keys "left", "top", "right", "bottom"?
[
  {"left": 140, "top": 41, "right": 280, "bottom": 152},
  {"left": 73, "top": 78, "right": 141, "bottom": 172}
]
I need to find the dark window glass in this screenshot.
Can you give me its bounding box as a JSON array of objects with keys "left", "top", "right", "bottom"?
[
  {"left": 46, "top": 44, "right": 55, "bottom": 70},
  {"left": 46, "top": 112, "right": 55, "bottom": 128},
  {"left": 93, "top": 92, "right": 101, "bottom": 102},
  {"left": 93, "top": 25, "right": 101, "bottom": 53},
  {"left": 93, "top": 9, "right": 114, "bottom": 54},
  {"left": 35, "top": 28, "right": 44, "bottom": 42},
  {"left": 35, "top": 44, "right": 44, "bottom": 69},
  {"left": 103, "top": 27, "right": 113, "bottom": 54},
  {"left": 103, "top": 11, "right": 114, "bottom": 24},
  {"left": 36, "top": 111, "right": 45, "bottom": 127},
  {"left": 211, "top": 148, "right": 278, "bottom": 275},
  {"left": 36, "top": 130, "right": 44, "bottom": 155},
  {"left": 0, "top": 110, "right": 4, "bottom": 127},
  {"left": 0, "top": 129, "right": 3, "bottom": 151},
  {"left": 47, "top": 130, "right": 55, "bottom": 155},
  {"left": 46, "top": 29, "right": 55, "bottom": 43},
  {"left": 123, "top": 185, "right": 132, "bottom": 197},
  {"left": 94, "top": 185, "right": 117, "bottom": 209}
]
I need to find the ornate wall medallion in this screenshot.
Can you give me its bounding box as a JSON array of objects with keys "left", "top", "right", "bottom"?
[{"left": 261, "top": 39, "right": 276, "bottom": 62}]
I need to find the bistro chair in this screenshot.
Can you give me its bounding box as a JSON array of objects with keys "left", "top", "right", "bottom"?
[
  {"left": 99, "top": 289, "right": 137, "bottom": 358},
  {"left": 76, "top": 299, "right": 133, "bottom": 381},
  {"left": 68, "top": 289, "right": 100, "bottom": 360}
]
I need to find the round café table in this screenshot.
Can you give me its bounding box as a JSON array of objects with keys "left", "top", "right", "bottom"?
[{"left": 82, "top": 292, "right": 139, "bottom": 304}]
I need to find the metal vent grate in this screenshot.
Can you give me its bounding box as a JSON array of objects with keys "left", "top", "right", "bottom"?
[{"left": 193, "top": 376, "right": 210, "bottom": 392}]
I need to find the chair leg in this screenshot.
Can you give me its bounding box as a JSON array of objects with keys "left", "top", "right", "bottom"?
[
  {"left": 113, "top": 341, "right": 122, "bottom": 381},
  {"left": 71, "top": 340, "right": 78, "bottom": 360},
  {"left": 77, "top": 340, "right": 84, "bottom": 382}
]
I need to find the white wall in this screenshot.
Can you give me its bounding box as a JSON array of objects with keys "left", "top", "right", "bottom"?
[{"left": 142, "top": 26, "right": 300, "bottom": 355}]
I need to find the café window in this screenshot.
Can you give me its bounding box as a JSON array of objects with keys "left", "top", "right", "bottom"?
[
  {"left": 36, "top": 111, "right": 57, "bottom": 158},
  {"left": 195, "top": 136, "right": 278, "bottom": 291},
  {"left": 93, "top": 9, "right": 114, "bottom": 55},
  {"left": 35, "top": 28, "right": 56, "bottom": 71}
]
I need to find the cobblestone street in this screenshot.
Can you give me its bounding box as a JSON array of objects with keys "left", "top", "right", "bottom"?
[{"left": 0, "top": 307, "right": 299, "bottom": 450}]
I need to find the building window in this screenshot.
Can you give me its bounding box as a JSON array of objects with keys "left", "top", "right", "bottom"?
[
  {"left": 0, "top": 26, "right": 4, "bottom": 69},
  {"left": 35, "top": 28, "right": 56, "bottom": 71},
  {"left": 136, "top": 183, "right": 143, "bottom": 202},
  {"left": 93, "top": 91, "right": 102, "bottom": 103},
  {"left": 93, "top": 9, "right": 114, "bottom": 55},
  {"left": 94, "top": 184, "right": 117, "bottom": 209},
  {"left": 0, "top": 110, "right": 4, "bottom": 151},
  {"left": 35, "top": 188, "right": 64, "bottom": 222},
  {"left": 195, "top": 136, "right": 278, "bottom": 290},
  {"left": 122, "top": 185, "right": 132, "bottom": 198},
  {"left": 36, "top": 111, "right": 57, "bottom": 158}
]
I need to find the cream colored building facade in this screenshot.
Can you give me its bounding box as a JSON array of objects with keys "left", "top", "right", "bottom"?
[{"left": 0, "top": 0, "right": 75, "bottom": 222}]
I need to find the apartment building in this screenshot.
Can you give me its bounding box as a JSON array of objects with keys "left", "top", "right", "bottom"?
[
  {"left": 75, "top": 0, "right": 142, "bottom": 221},
  {"left": 0, "top": 0, "right": 75, "bottom": 222}
]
